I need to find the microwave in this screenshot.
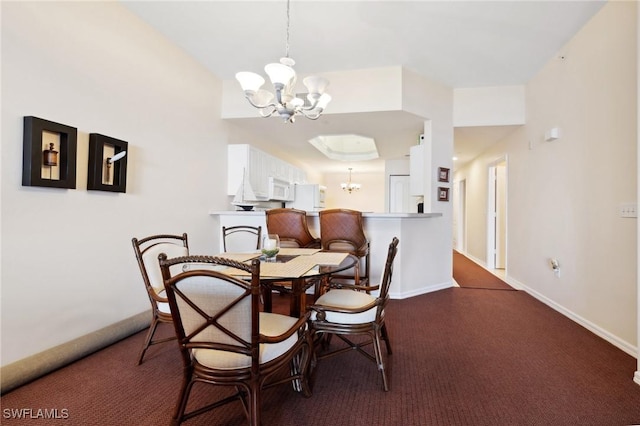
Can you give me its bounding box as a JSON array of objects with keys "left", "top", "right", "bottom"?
[
  {"left": 268, "top": 177, "right": 293, "bottom": 201},
  {"left": 286, "top": 183, "right": 326, "bottom": 211}
]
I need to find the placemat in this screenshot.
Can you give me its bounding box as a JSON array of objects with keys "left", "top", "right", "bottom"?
[
  {"left": 217, "top": 252, "right": 261, "bottom": 262},
  {"left": 223, "top": 255, "right": 316, "bottom": 278},
  {"left": 308, "top": 252, "right": 349, "bottom": 265},
  {"left": 278, "top": 248, "right": 321, "bottom": 256}
]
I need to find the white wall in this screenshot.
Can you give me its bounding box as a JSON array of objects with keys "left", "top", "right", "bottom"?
[
  {"left": 453, "top": 86, "right": 526, "bottom": 127},
  {"left": 323, "top": 171, "right": 385, "bottom": 212},
  {"left": 1, "top": 2, "right": 228, "bottom": 366},
  {"left": 455, "top": 1, "right": 638, "bottom": 354},
  {"left": 636, "top": 0, "right": 640, "bottom": 384}
]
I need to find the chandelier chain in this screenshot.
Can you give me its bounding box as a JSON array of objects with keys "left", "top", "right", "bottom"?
[{"left": 285, "top": 0, "right": 290, "bottom": 59}]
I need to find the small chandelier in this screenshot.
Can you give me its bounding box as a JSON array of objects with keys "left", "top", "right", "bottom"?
[
  {"left": 235, "top": 0, "right": 331, "bottom": 123},
  {"left": 341, "top": 168, "right": 361, "bottom": 194}
]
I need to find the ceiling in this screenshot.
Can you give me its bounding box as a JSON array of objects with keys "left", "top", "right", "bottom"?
[{"left": 122, "top": 0, "right": 605, "bottom": 174}]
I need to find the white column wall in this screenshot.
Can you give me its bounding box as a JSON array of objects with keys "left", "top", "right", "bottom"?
[{"left": 636, "top": 0, "right": 640, "bottom": 386}]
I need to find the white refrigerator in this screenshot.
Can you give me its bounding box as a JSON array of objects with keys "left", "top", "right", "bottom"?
[{"left": 286, "top": 184, "right": 326, "bottom": 211}]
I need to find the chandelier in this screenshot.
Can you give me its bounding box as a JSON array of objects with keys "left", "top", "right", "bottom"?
[
  {"left": 235, "top": 0, "right": 331, "bottom": 123},
  {"left": 341, "top": 168, "right": 361, "bottom": 194}
]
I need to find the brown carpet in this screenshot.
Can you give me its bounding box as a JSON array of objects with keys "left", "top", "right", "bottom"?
[
  {"left": 453, "top": 250, "right": 515, "bottom": 290},
  {"left": 3, "top": 291, "right": 640, "bottom": 425}
]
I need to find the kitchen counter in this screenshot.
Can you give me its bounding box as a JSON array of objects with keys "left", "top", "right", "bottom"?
[
  {"left": 209, "top": 210, "right": 442, "bottom": 219},
  {"left": 210, "top": 210, "right": 452, "bottom": 299}
]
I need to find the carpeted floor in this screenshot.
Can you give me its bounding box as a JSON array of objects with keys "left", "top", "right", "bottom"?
[
  {"left": 3, "top": 275, "right": 640, "bottom": 425},
  {"left": 453, "top": 250, "right": 515, "bottom": 291}
]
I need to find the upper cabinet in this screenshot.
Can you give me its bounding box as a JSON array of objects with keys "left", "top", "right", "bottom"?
[{"left": 228, "top": 144, "right": 306, "bottom": 199}]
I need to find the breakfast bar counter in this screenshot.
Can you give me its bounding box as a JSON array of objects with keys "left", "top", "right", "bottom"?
[{"left": 210, "top": 210, "right": 453, "bottom": 299}]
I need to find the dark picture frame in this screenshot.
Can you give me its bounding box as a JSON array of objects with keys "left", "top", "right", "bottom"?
[
  {"left": 438, "top": 187, "right": 450, "bottom": 202},
  {"left": 87, "top": 133, "right": 128, "bottom": 193},
  {"left": 438, "top": 167, "right": 450, "bottom": 183},
  {"left": 22, "top": 116, "right": 77, "bottom": 189}
]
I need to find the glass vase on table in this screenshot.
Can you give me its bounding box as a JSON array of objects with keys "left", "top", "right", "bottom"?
[{"left": 261, "top": 234, "right": 280, "bottom": 262}]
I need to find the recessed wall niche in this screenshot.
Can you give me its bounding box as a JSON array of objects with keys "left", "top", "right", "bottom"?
[
  {"left": 22, "top": 116, "right": 77, "bottom": 189},
  {"left": 87, "top": 133, "right": 128, "bottom": 193}
]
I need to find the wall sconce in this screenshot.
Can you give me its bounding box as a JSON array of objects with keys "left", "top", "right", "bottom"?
[
  {"left": 105, "top": 151, "right": 127, "bottom": 185},
  {"left": 545, "top": 127, "right": 561, "bottom": 142},
  {"left": 87, "top": 133, "right": 128, "bottom": 193},
  {"left": 22, "top": 116, "right": 77, "bottom": 189},
  {"left": 42, "top": 142, "right": 58, "bottom": 179}
]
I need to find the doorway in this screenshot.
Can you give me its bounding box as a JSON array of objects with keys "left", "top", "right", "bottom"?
[
  {"left": 453, "top": 179, "right": 466, "bottom": 252},
  {"left": 389, "top": 174, "right": 411, "bottom": 213},
  {"left": 487, "top": 157, "right": 507, "bottom": 272}
]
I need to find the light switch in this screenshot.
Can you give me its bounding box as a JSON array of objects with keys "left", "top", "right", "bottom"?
[{"left": 619, "top": 203, "right": 638, "bottom": 218}]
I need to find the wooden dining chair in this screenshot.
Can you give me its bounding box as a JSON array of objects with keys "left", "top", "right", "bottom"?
[
  {"left": 222, "top": 225, "right": 261, "bottom": 253},
  {"left": 263, "top": 208, "right": 321, "bottom": 308},
  {"left": 265, "top": 208, "right": 320, "bottom": 248},
  {"left": 308, "top": 237, "right": 399, "bottom": 391},
  {"left": 131, "top": 233, "right": 189, "bottom": 365},
  {"left": 158, "top": 254, "right": 313, "bottom": 426},
  {"left": 319, "top": 209, "right": 370, "bottom": 289}
]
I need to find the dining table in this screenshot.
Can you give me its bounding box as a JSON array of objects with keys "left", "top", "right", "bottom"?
[{"left": 218, "top": 248, "right": 357, "bottom": 317}]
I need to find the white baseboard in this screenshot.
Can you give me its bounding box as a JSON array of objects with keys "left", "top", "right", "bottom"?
[
  {"left": 457, "top": 251, "right": 637, "bottom": 360},
  {"left": 390, "top": 280, "right": 454, "bottom": 300},
  {"left": 634, "top": 371, "right": 640, "bottom": 386},
  {"left": 1, "top": 311, "right": 151, "bottom": 395},
  {"left": 510, "top": 277, "right": 637, "bottom": 358}
]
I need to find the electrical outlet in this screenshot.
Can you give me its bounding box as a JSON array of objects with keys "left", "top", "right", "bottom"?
[
  {"left": 619, "top": 203, "right": 638, "bottom": 218},
  {"left": 549, "top": 258, "right": 560, "bottom": 277}
]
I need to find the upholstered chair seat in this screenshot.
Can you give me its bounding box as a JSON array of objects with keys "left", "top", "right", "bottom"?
[
  {"left": 310, "top": 290, "right": 378, "bottom": 324},
  {"left": 193, "top": 312, "right": 302, "bottom": 369}
]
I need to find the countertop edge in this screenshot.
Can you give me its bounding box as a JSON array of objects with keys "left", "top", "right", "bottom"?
[{"left": 209, "top": 210, "right": 443, "bottom": 219}]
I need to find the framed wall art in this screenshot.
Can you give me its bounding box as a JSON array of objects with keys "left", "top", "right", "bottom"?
[
  {"left": 438, "top": 187, "right": 450, "bottom": 202},
  {"left": 438, "top": 167, "right": 450, "bottom": 183},
  {"left": 87, "top": 133, "right": 128, "bottom": 193},
  {"left": 22, "top": 116, "right": 77, "bottom": 189}
]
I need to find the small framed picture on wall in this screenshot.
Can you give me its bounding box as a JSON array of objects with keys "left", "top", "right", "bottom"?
[
  {"left": 438, "top": 167, "right": 450, "bottom": 183},
  {"left": 438, "top": 187, "right": 449, "bottom": 202}
]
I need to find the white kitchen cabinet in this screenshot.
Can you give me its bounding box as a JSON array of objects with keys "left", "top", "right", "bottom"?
[
  {"left": 228, "top": 144, "right": 307, "bottom": 199},
  {"left": 290, "top": 167, "right": 306, "bottom": 184},
  {"left": 228, "top": 145, "right": 269, "bottom": 199}
]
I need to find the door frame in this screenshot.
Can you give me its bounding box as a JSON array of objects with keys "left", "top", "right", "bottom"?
[
  {"left": 486, "top": 156, "right": 508, "bottom": 270},
  {"left": 453, "top": 178, "right": 466, "bottom": 252}
]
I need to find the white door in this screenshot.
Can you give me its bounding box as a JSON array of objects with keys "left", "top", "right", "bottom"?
[
  {"left": 487, "top": 158, "right": 507, "bottom": 269},
  {"left": 389, "top": 175, "right": 411, "bottom": 213}
]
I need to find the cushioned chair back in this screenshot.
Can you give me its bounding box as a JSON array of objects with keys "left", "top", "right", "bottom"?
[
  {"left": 319, "top": 209, "right": 367, "bottom": 255},
  {"left": 160, "top": 256, "right": 260, "bottom": 362},
  {"left": 266, "top": 208, "right": 319, "bottom": 248},
  {"left": 141, "top": 243, "right": 189, "bottom": 295},
  {"left": 132, "top": 234, "right": 189, "bottom": 297},
  {"left": 222, "top": 225, "right": 261, "bottom": 253}
]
